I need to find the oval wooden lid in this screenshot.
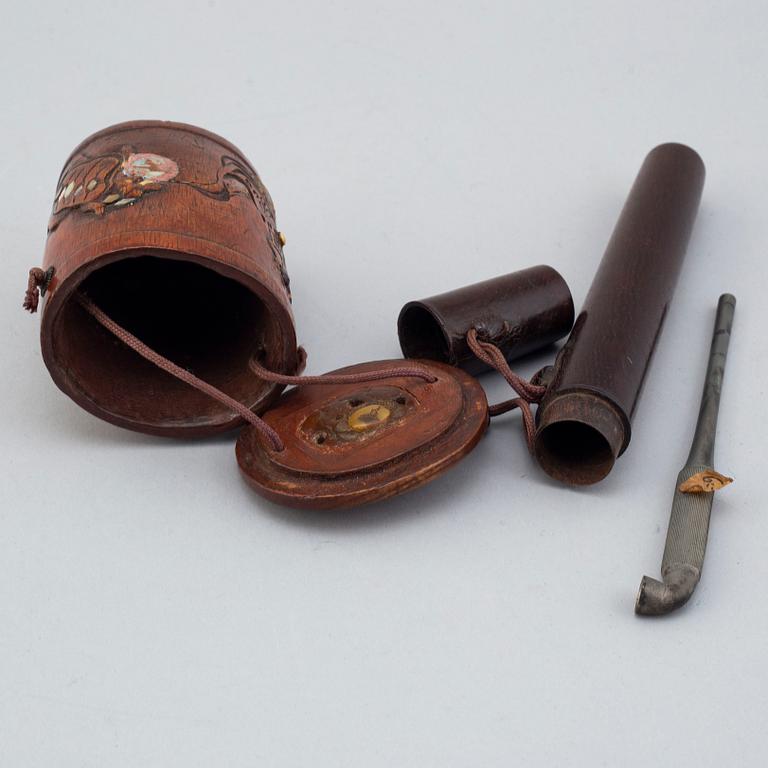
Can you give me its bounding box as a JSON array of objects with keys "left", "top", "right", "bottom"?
[{"left": 236, "top": 359, "right": 489, "bottom": 509}]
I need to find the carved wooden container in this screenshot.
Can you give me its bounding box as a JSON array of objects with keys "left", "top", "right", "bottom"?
[{"left": 40, "top": 120, "right": 300, "bottom": 437}]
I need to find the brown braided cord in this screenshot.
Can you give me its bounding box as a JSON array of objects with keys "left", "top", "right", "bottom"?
[
  {"left": 77, "top": 293, "right": 286, "bottom": 451},
  {"left": 77, "top": 292, "right": 438, "bottom": 452},
  {"left": 24, "top": 268, "right": 48, "bottom": 313},
  {"left": 248, "top": 357, "right": 436, "bottom": 385},
  {"left": 465, "top": 327, "right": 547, "bottom": 452}
]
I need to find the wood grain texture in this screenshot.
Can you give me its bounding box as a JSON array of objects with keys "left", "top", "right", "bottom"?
[
  {"left": 534, "top": 143, "right": 706, "bottom": 484},
  {"left": 398, "top": 265, "right": 574, "bottom": 375},
  {"left": 236, "top": 360, "right": 489, "bottom": 510},
  {"left": 39, "top": 120, "right": 299, "bottom": 437}
]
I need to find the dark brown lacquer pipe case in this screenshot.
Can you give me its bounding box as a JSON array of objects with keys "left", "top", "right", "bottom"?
[
  {"left": 38, "top": 120, "right": 300, "bottom": 437},
  {"left": 534, "top": 143, "right": 705, "bottom": 485},
  {"left": 398, "top": 266, "right": 574, "bottom": 375}
]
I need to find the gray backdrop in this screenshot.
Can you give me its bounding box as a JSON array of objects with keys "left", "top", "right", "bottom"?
[{"left": 1, "top": 1, "right": 765, "bottom": 765}]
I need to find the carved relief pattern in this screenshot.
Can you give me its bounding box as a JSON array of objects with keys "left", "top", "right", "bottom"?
[
  {"left": 217, "top": 155, "right": 291, "bottom": 296},
  {"left": 49, "top": 146, "right": 291, "bottom": 298},
  {"left": 50, "top": 148, "right": 179, "bottom": 226}
]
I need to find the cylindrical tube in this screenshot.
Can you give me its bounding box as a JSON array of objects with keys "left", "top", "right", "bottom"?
[
  {"left": 397, "top": 265, "right": 574, "bottom": 375},
  {"left": 38, "top": 120, "right": 299, "bottom": 437},
  {"left": 534, "top": 143, "right": 706, "bottom": 484}
]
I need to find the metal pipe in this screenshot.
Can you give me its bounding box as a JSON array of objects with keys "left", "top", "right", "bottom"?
[{"left": 635, "top": 294, "right": 736, "bottom": 616}]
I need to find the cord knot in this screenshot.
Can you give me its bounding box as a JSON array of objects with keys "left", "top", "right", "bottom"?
[
  {"left": 466, "top": 327, "right": 547, "bottom": 452},
  {"left": 24, "top": 267, "right": 46, "bottom": 313},
  {"left": 24, "top": 267, "right": 51, "bottom": 313}
]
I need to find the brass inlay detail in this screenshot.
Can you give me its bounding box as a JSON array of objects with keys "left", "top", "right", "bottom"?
[{"left": 348, "top": 404, "right": 391, "bottom": 432}]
